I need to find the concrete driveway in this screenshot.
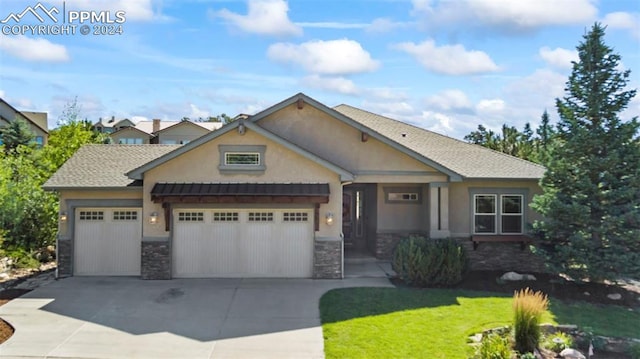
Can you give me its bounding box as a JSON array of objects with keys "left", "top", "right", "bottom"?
[{"left": 0, "top": 276, "right": 392, "bottom": 358}]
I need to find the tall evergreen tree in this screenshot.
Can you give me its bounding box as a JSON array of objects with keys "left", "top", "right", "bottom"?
[
  {"left": 535, "top": 110, "right": 555, "bottom": 164},
  {"left": 0, "top": 117, "right": 35, "bottom": 154},
  {"left": 532, "top": 23, "right": 640, "bottom": 282}
]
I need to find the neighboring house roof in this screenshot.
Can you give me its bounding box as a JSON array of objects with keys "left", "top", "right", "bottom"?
[
  {"left": 109, "top": 126, "right": 152, "bottom": 138},
  {"left": 135, "top": 121, "right": 179, "bottom": 134},
  {"left": 151, "top": 120, "right": 222, "bottom": 135},
  {"left": 43, "top": 145, "right": 180, "bottom": 189},
  {"left": 0, "top": 98, "right": 49, "bottom": 134},
  {"left": 127, "top": 119, "right": 355, "bottom": 181},
  {"left": 333, "top": 104, "right": 546, "bottom": 180}
]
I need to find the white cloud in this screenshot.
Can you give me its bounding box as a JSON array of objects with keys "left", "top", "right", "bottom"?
[
  {"left": 411, "top": 0, "right": 597, "bottom": 31},
  {"left": 602, "top": 12, "right": 640, "bottom": 40},
  {"left": 267, "top": 39, "right": 379, "bottom": 75},
  {"left": 214, "top": 0, "right": 302, "bottom": 37},
  {"left": 365, "top": 18, "right": 412, "bottom": 33},
  {"left": 0, "top": 90, "right": 5, "bottom": 98},
  {"left": 539, "top": 47, "right": 578, "bottom": 70},
  {"left": 296, "top": 22, "right": 367, "bottom": 29},
  {"left": 0, "top": 35, "right": 69, "bottom": 62},
  {"left": 362, "top": 100, "right": 415, "bottom": 116},
  {"left": 476, "top": 98, "right": 506, "bottom": 113},
  {"left": 189, "top": 104, "right": 210, "bottom": 119},
  {"left": 425, "top": 89, "right": 472, "bottom": 112},
  {"left": 393, "top": 39, "right": 499, "bottom": 75},
  {"left": 302, "top": 75, "right": 359, "bottom": 95}
]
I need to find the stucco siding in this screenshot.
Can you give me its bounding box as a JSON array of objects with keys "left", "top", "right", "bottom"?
[
  {"left": 448, "top": 180, "right": 542, "bottom": 237},
  {"left": 259, "top": 104, "right": 440, "bottom": 176},
  {"left": 376, "top": 183, "right": 429, "bottom": 232},
  {"left": 110, "top": 128, "right": 150, "bottom": 144},
  {"left": 142, "top": 128, "right": 342, "bottom": 239}
]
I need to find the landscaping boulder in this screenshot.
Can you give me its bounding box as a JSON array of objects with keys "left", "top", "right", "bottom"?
[
  {"left": 559, "top": 348, "right": 586, "bottom": 359},
  {"left": 606, "top": 293, "right": 622, "bottom": 300},
  {"left": 500, "top": 271, "right": 537, "bottom": 281}
]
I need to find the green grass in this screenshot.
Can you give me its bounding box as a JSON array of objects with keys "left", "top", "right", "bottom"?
[{"left": 319, "top": 287, "right": 640, "bottom": 359}]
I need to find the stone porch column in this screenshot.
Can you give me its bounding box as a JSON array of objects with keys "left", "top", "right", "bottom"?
[{"left": 429, "top": 183, "right": 450, "bottom": 238}]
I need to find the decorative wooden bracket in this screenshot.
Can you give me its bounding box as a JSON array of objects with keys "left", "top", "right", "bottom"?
[{"left": 162, "top": 202, "right": 171, "bottom": 232}]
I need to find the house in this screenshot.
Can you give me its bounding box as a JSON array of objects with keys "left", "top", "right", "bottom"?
[
  {"left": 99, "top": 118, "right": 222, "bottom": 144},
  {"left": 43, "top": 93, "right": 546, "bottom": 279},
  {"left": 0, "top": 98, "right": 49, "bottom": 146}
]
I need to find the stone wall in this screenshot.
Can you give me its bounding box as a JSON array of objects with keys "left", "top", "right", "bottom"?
[
  {"left": 375, "top": 232, "right": 427, "bottom": 259},
  {"left": 456, "top": 238, "right": 547, "bottom": 273},
  {"left": 141, "top": 241, "right": 171, "bottom": 280},
  {"left": 313, "top": 238, "right": 342, "bottom": 279},
  {"left": 57, "top": 238, "right": 72, "bottom": 277}
]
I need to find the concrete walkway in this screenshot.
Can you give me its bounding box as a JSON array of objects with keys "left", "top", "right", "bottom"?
[{"left": 0, "top": 275, "right": 392, "bottom": 359}]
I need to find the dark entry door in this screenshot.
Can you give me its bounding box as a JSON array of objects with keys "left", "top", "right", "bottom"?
[{"left": 343, "top": 188, "right": 365, "bottom": 250}]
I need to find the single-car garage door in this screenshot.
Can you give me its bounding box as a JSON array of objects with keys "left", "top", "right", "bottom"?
[
  {"left": 173, "top": 209, "right": 313, "bottom": 278},
  {"left": 74, "top": 208, "right": 142, "bottom": 276}
]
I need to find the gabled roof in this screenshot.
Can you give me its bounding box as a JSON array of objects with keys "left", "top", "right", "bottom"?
[
  {"left": 333, "top": 104, "right": 546, "bottom": 180},
  {"left": 0, "top": 98, "right": 49, "bottom": 134},
  {"left": 127, "top": 119, "right": 354, "bottom": 181},
  {"left": 43, "top": 145, "right": 180, "bottom": 189},
  {"left": 152, "top": 120, "right": 222, "bottom": 135},
  {"left": 109, "top": 126, "right": 152, "bottom": 138}
]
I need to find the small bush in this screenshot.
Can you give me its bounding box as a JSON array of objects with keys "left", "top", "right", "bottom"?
[
  {"left": 513, "top": 288, "right": 549, "bottom": 353},
  {"left": 542, "top": 331, "right": 573, "bottom": 353},
  {"left": 5, "top": 247, "right": 40, "bottom": 269},
  {"left": 391, "top": 236, "right": 468, "bottom": 287},
  {"left": 519, "top": 353, "right": 535, "bottom": 359},
  {"left": 628, "top": 343, "right": 640, "bottom": 359},
  {"left": 476, "top": 333, "right": 514, "bottom": 359}
]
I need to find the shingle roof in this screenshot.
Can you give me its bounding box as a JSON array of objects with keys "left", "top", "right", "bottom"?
[
  {"left": 333, "top": 104, "right": 546, "bottom": 180},
  {"left": 43, "top": 144, "right": 180, "bottom": 189}
]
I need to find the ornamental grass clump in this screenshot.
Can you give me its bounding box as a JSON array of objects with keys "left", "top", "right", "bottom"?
[{"left": 513, "top": 288, "right": 549, "bottom": 354}]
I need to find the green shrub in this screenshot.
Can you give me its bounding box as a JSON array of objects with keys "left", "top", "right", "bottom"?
[
  {"left": 519, "top": 353, "right": 535, "bottom": 359},
  {"left": 476, "top": 333, "right": 514, "bottom": 359},
  {"left": 542, "top": 331, "right": 573, "bottom": 353},
  {"left": 628, "top": 343, "right": 640, "bottom": 359},
  {"left": 6, "top": 247, "right": 40, "bottom": 269},
  {"left": 513, "top": 288, "right": 549, "bottom": 353},
  {"left": 391, "top": 236, "right": 468, "bottom": 287}
]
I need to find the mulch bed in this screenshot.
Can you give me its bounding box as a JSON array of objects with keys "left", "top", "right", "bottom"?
[
  {"left": 452, "top": 271, "right": 640, "bottom": 309},
  {"left": 0, "top": 289, "right": 31, "bottom": 344}
]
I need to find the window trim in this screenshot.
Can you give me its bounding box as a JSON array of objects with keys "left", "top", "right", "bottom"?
[
  {"left": 500, "top": 194, "right": 524, "bottom": 234},
  {"left": 469, "top": 188, "right": 528, "bottom": 236},
  {"left": 218, "top": 145, "right": 266, "bottom": 173}
]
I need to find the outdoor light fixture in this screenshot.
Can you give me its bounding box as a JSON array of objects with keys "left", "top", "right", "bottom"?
[
  {"left": 237, "top": 122, "right": 246, "bottom": 135},
  {"left": 60, "top": 212, "right": 68, "bottom": 222},
  {"left": 325, "top": 212, "right": 334, "bottom": 226},
  {"left": 149, "top": 212, "right": 159, "bottom": 225}
]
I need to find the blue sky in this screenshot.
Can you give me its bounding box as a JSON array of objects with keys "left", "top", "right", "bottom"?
[{"left": 1, "top": 0, "right": 639, "bottom": 139}]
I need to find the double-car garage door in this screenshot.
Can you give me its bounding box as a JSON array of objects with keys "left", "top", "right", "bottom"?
[
  {"left": 73, "top": 207, "right": 313, "bottom": 278},
  {"left": 173, "top": 209, "right": 314, "bottom": 278}
]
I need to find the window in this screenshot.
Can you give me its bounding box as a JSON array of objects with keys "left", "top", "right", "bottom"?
[
  {"left": 35, "top": 136, "right": 43, "bottom": 147},
  {"left": 118, "top": 138, "right": 143, "bottom": 144},
  {"left": 212, "top": 212, "right": 239, "bottom": 222},
  {"left": 474, "top": 195, "right": 496, "bottom": 234},
  {"left": 283, "top": 212, "right": 308, "bottom": 222},
  {"left": 384, "top": 186, "right": 422, "bottom": 204},
  {"left": 501, "top": 195, "right": 523, "bottom": 234},
  {"left": 225, "top": 152, "right": 260, "bottom": 165},
  {"left": 177, "top": 212, "right": 204, "bottom": 222},
  {"left": 473, "top": 193, "right": 524, "bottom": 234},
  {"left": 79, "top": 211, "right": 104, "bottom": 221},
  {"left": 113, "top": 211, "right": 138, "bottom": 221},
  {"left": 388, "top": 193, "right": 419, "bottom": 202},
  {"left": 161, "top": 139, "right": 177, "bottom": 144},
  {"left": 248, "top": 212, "right": 273, "bottom": 222},
  {"left": 218, "top": 145, "right": 266, "bottom": 173}
]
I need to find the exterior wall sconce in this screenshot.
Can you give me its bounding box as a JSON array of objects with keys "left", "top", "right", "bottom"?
[
  {"left": 60, "top": 212, "right": 68, "bottom": 222},
  {"left": 325, "top": 212, "right": 334, "bottom": 226},
  {"left": 149, "top": 212, "right": 159, "bottom": 225},
  {"left": 237, "top": 122, "right": 246, "bottom": 135}
]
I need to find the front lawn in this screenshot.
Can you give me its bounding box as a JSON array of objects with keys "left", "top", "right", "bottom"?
[{"left": 319, "top": 287, "right": 640, "bottom": 359}]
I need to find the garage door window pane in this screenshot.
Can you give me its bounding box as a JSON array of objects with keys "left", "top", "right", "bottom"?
[
  {"left": 283, "top": 212, "right": 308, "bottom": 222},
  {"left": 113, "top": 211, "right": 138, "bottom": 221},
  {"left": 213, "top": 212, "right": 239, "bottom": 222},
  {"left": 178, "top": 212, "right": 204, "bottom": 222},
  {"left": 248, "top": 212, "right": 273, "bottom": 222},
  {"left": 79, "top": 211, "right": 104, "bottom": 221}
]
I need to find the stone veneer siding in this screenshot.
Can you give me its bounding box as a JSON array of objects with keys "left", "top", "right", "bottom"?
[
  {"left": 57, "top": 238, "right": 72, "bottom": 277},
  {"left": 313, "top": 239, "right": 342, "bottom": 279},
  {"left": 375, "top": 232, "right": 427, "bottom": 259},
  {"left": 456, "top": 238, "right": 546, "bottom": 273},
  {"left": 141, "top": 241, "right": 171, "bottom": 280}
]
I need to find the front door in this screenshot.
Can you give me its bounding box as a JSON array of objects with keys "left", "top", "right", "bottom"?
[{"left": 343, "top": 188, "right": 365, "bottom": 251}]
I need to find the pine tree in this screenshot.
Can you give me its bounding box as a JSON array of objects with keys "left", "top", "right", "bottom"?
[
  {"left": 0, "top": 117, "right": 35, "bottom": 154},
  {"left": 532, "top": 23, "right": 640, "bottom": 282}
]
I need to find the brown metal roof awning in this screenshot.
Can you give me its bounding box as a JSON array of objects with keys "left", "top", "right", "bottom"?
[{"left": 151, "top": 183, "right": 330, "bottom": 204}]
